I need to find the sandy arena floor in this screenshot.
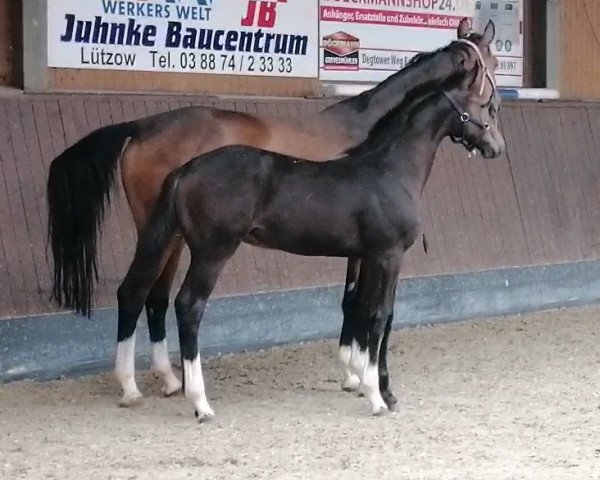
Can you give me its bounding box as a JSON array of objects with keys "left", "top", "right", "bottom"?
[{"left": 1, "top": 306, "right": 599, "bottom": 479}]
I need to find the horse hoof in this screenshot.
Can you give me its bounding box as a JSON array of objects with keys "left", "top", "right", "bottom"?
[
  {"left": 371, "top": 404, "right": 389, "bottom": 417},
  {"left": 383, "top": 393, "right": 399, "bottom": 412},
  {"left": 118, "top": 392, "right": 143, "bottom": 408},
  {"left": 194, "top": 408, "right": 215, "bottom": 423},
  {"left": 162, "top": 381, "right": 183, "bottom": 398},
  {"left": 387, "top": 400, "right": 399, "bottom": 413},
  {"left": 370, "top": 397, "right": 389, "bottom": 416},
  {"left": 341, "top": 374, "right": 361, "bottom": 393}
]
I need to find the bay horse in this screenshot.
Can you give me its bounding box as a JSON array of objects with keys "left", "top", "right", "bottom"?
[
  {"left": 47, "top": 19, "right": 499, "bottom": 406},
  {"left": 115, "top": 26, "right": 505, "bottom": 420}
]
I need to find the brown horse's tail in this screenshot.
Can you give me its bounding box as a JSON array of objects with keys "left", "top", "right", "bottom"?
[{"left": 47, "top": 122, "right": 139, "bottom": 317}]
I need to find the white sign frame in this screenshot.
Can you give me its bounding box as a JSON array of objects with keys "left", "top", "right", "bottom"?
[
  {"left": 318, "top": 0, "right": 524, "bottom": 87},
  {"left": 47, "top": 0, "right": 319, "bottom": 79}
]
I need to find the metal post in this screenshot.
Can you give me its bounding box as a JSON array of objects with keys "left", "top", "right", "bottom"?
[
  {"left": 22, "top": 0, "right": 49, "bottom": 91},
  {"left": 545, "top": 0, "right": 560, "bottom": 91}
]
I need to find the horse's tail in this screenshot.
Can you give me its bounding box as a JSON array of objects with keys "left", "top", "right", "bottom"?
[{"left": 47, "top": 121, "right": 139, "bottom": 317}]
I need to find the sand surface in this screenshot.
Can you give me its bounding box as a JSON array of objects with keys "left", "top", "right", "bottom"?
[{"left": 1, "top": 306, "right": 599, "bottom": 479}]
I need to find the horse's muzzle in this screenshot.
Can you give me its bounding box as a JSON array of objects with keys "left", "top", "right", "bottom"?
[{"left": 480, "top": 144, "right": 503, "bottom": 159}]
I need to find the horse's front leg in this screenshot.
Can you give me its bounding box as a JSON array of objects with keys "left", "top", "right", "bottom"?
[
  {"left": 348, "top": 252, "right": 402, "bottom": 416},
  {"left": 338, "top": 257, "right": 362, "bottom": 392},
  {"left": 378, "top": 306, "right": 398, "bottom": 411}
]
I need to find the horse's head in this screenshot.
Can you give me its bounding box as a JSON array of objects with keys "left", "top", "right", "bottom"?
[{"left": 443, "top": 18, "right": 506, "bottom": 159}]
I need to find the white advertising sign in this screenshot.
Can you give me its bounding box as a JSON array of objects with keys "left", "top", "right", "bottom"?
[
  {"left": 319, "top": 0, "right": 523, "bottom": 87},
  {"left": 48, "top": 0, "right": 319, "bottom": 78}
]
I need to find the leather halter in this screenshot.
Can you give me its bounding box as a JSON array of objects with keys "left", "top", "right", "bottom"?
[{"left": 444, "top": 37, "right": 497, "bottom": 157}]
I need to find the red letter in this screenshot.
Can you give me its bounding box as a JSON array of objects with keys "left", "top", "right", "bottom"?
[
  {"left": 241, "top": 0, "right": 256, "bottom": 26},
  {"left": 257, "top": 1, "right": 277, "bottom": 28}
]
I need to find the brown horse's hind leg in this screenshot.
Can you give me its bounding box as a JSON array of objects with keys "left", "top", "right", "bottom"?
[{"left": 146, "top": 237, "right": 185, "bottom": 397}]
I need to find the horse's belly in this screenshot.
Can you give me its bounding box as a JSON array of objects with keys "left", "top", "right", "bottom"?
[{"left": 243, "top": 225, "right": 360, "bottom": 258}]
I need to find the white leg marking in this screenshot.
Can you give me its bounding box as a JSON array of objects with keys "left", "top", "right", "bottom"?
[
  {"left": 348, "top": 339, "right": 365, "bottom": 376},
  {"left": 348, "top": 340, "right": 367, "bottom": 397},
  {"left": 338, "top": 345, "right": 360, "bottom": 391},
  {"left": 362, "top": 362, "right": 388, "bottom": 416},
  {"left": 115, "top": 334, "right": 142, "bottom": 407},
  {"left": 151, "top": 340, "right": 182, "bottom": 396},
  {"left": 349, "top": 342, "right": 387, "bottom": 415},
  {"left": 183, "top": 355, "right": 214, "bottom": 421}
]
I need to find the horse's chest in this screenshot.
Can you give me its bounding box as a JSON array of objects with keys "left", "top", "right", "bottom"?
[{"left": 361, "top": 201, "right": 420, "bottom": 252}]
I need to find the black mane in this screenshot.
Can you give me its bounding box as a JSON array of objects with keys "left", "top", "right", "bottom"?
[
  {"left": 342, "top": 41, "right": 478, "bottom": 157},
  {"left": 325, "top": 38, "right": 476, "bottom": 117}
]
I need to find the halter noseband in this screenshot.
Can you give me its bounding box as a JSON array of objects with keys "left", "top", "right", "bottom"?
[{"left": 444, "top": 37, "right": 497, "bottom": 157}]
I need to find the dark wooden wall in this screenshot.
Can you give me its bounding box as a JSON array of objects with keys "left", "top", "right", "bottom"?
[
  {"left": 0, "top": 0, "right": 22, "bottom": 87},
  {"left": 523, "top": 0, "right": 547, "bottom": 88},
  {"left": 1, "top": 94, "right": 600, "bottom": 319}
]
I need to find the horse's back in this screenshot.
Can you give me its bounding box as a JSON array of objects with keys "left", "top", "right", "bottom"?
[
  {"left": 120, "top": 106, "right": 273, "bottom": 212},
  {"left": 181, "top": 144, "right": 272, "bottom": 179},
  {"left": 135, "top": 106, "right": 263, "bottom": 138}
]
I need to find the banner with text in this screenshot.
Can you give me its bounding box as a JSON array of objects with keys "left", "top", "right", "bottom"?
[
  {"left": 319, "top": 0, "right": 523, "bottom": 87},
  {"left": 48, "top": 0, "right": 319, "bottom": 78}
]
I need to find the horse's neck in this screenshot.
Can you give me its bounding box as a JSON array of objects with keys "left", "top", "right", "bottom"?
[
  {"left": 321, "top": 50, "right": 458, "bottom": 144},
  {"left": 379, "top": 94, "right": 453, "bottom": 192}
]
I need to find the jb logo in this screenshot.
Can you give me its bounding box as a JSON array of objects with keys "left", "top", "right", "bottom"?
[{"left": 241, "top": 0, "right": 287, "bottom": 28}]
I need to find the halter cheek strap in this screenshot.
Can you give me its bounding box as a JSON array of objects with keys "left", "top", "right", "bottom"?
[
  {"left": 455, "top": 38, "right": 497, "bottom": 96},
  {"left": 443, "top": 38, "right": 497, "bottom": 157},
  {"left": 443, "top": 90, "right": 491, "bottom": 131}
]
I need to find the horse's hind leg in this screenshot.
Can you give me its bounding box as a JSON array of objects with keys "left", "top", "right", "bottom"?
[
  {"left": 116, "top": 255, "right": 169, "bottom": 407},
  {"left": 338, "top": 257, "right": 361, "bottom": 392},
  {"left": 146, "top": 237, "right": 184, "bottom": 397},
  {"left": 175, "top": 241, "right": 240, "bottom": 422},
  {"left": 118, "top": 142, "right": 184, "bottom": 404}
]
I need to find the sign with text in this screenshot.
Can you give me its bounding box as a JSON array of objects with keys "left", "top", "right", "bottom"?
[
  {"left": 47, "top": 0, "right": 319, "bottom": 78},
  {"left": 319, "top": 0, "right": 523, "bottom": 87}
]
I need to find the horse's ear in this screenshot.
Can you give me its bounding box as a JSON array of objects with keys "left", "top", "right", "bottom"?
[
  {"left": 457, "top": 17, "right": 471, "bottom": 39},
  {"left": 482, "top": 19, "right": 496, "bottom": 45}
]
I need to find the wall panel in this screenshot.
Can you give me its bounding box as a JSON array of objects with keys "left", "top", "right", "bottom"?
[{"left": 1, "top": 95, "right": 600, "bottom": 319}]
